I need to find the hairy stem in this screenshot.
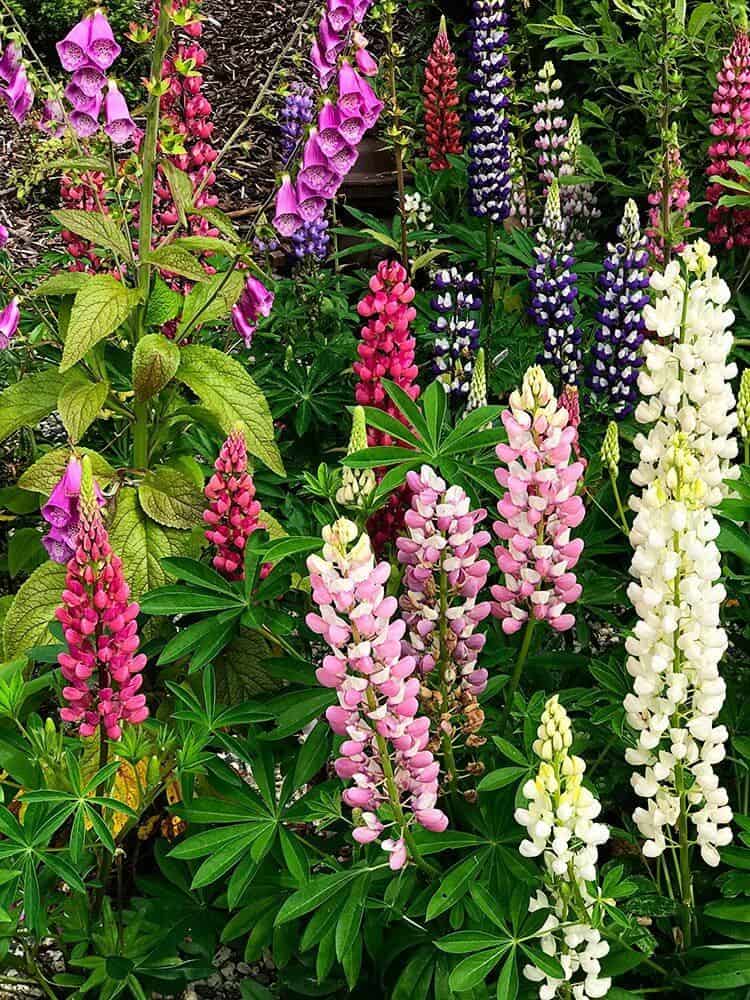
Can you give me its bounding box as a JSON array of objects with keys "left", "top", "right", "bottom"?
[{"left": 499, "top": 615, "right": 537, "bottom": 736}]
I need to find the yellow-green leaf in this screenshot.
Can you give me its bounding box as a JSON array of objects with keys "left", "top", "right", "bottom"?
[
  {"left": 18, "top": 448, "right": 116, "bottom": 494},
  {"left": 178, "top": 270, "right": 245, "bottom": 333},
  {"left": 161, "top": 161, "right": 195, "bottom": 227},
  {"left": 61, "top": 276, "right": 139, "bottom": 372},
  {"left": 2, "top": 561, "right": 66, "bottom": 659},
  {"left": 58, "top": 372, "right": 109, "bottom": 443},
  {"left": 52, "top": 209, "right": 131, "bottom": 259},
  {"left": 0, "top": 369, "right": 68, "bottom": 442},
  {"left": 145, "top": 246, "right": 208, "bottom": 282},
  {"left": 32, "top": 272, "right": 92, "bottom": 297},
  {"left": 137, "top": 466, "right": 204, "bottom": 529},
  {"left": 132, "top": 333, "right": 180, "bottom": 402}
]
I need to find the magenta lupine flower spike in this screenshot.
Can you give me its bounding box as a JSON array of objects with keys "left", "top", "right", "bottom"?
[
  {"left": 203, "top": 429, "right": 264, "bottom": 579},
  {"left": 56, "top": 457, "right": 148, "bottom": 740},
  {"left": 307, "top": 519, "right": 448, "bottom": 869},
  {"left": 104, "top": 81, "right": 136, "bottom": 144},
  {"left": 491, "top": 366, "right": 585, "bottom": 635},
  {"left": 42, "top": 455, "right": 105, "bottom": 564},
  {"left": 273, "top": 174, "right": 302, "bottom": 236},
  {"left": 0, "top": 298, "right": 19, "bottom": 350},
  {"left": 86, "top": 11, "right": 122, "bottom": 70},
  {"left": 231, "top": 275, "right": 275, "bottom": 348},
  {"left": 397, "top": 466, "right": 492, "bottom": 697}
]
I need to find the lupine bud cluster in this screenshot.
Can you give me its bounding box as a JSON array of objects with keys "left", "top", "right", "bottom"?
[
  {"left": 626, "top": 243, "right": 737, "bottom": 868},
  {"left": 706, "top": 30, "right": 750, "bottom": 250},
  {"left": 56, "top": 12, "right": 134, "bottom": 142},
  {"left": 0, "top": 42, "right": 34, "bottom": 125},
  {"left": 231, "top": 275, "right": 274, "bottom": 348},
  {"left": 516, "top": 696, "right": 611, "bottom": 1000},
  {"left": 587, "top": 199, "right": 650, "bottom": 419},
  {"left": 467, "top": 0, "right": 511, "bottom": 222},
  {"left": 430, "top": 267, "right": 482, "bottom": 403},
  {"left": 306, "top": 519, "right": 448, "bottom": 869},
  {"left": 492, "top": 366, "right": 585, "bottom": 635},
  {"left": 337, "top": 406, "right": 376, "bottom": 508},
  {"left": 559, "top": 115, "right": 600, "bottom": 238},
  {"left": 203, "top": 430, "right": 264, "bottom": 580},
  {"left": 529, "top": 181, "right": 582, "bottom": 386},
  {"left": 423, "top": 16, "right": 463, "bottom": 171},
  {"left": 646, "top": 141, "right": 691, "bottom": 264},
  {"left": 397, "top": 465, "right": 491, "bottom": 700},
  {"left": 280, "top": 81, "right": 315, "bottom": 164},
  {"left": 738, "top": 368, "right": 750, "bottom": 444},
  {"left": 42, "top": 456, "right": 105, "bottom": 564},
  {"left": 601, "top": 421, "right": 620, "bottom": 477},
  {"left": 533, "top": 61, "right": 567, "bottom": 193},
  {"left": 290, "top": 217, "right": 331, "bottom": 261},
  {"left": 466, "top": 346, "right": 487, "bottom": 413},
  {"left": 0, "top": 297, "right": 19, "bottom": 350},
  {"left": 311, "top": 0, "right": 376, "bottom": 89},
  {"left": 57, "top": 459, "right": 148, "bottom": 740}
]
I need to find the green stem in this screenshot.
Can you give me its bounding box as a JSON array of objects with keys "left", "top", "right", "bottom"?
[
  {"left": 382, "top": 3, "right": 408, "bottom": 266},
  {"left": 500, "top": 616, "right": 537, "bottom": 736},
  {"left": 483, "top": 221, "right": 497, "bottom": 335},
  {"left": 610, "top": 471, "right": 629, "bottom": 535},
  {"left": 437, "top": 564, "right": 459, "bottom": 793}
]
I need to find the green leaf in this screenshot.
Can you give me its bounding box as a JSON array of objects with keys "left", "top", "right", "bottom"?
[
  {"left": 132, "top": 333, "right": 181, "bottom": 402},
  {"left": 18, "top": 448, "right": 116, "bottom": 494},
  {"left": 61, "top": 276, "right": 139, "bottom": 372},
  {"left": 178, "top": 270, "right": 245, "bottom": 332},
  {"left": 2, "top": 561, "right": 67, "bottom": 659},
  {"left": 173, "top": 236, "right": 238, "bottom": 257},
  {"left": 436, "top": 931, "right": 507, "bottom": 954},
  {"left": 215, "top": 631, "right": 280, "bottom": 702},
  {"left": 145, "top": 245, "right": 209, "bottom": 282},
  {"left": 161, "top": 162, "right": 195, "bottom": 226},
  {"left": 275, "top": 870, "right": 361, "bottom": 925},
  {"left": 426, "top": 854, "right": 483, "bottom": 920},
  {"left": 107, "top": 487, "right": 199, "bottom": 599},
  {"left": 496, "top": 951, "right": 519, "bottom": 1000},
  {"left": 0, "top": 369, "right": 68, "bottom": 442},
  {"left": 160, "top": 557, "right": 238, "bottom": 595},
  {"left": 681, "top": 959, "right": 750, "bottom": 989},
  {"left": 7, "top": 528, "right": 46, "bottom": 578},
  {"left": 58, "top": 371, "right": 109, "bottom": 443},
  {"left": 704, "top": 900, "right": 750, "bottom": 923},
  {"left": 138, "top": 585, "right": 240, "bottom": 615},
  {"left": 718, "top": 520, "right": 750, "bottom": 564},
  {"left": 138, "top": 466, "right": 204, "bottom": 529},
  {"left": 33, "top": 272, "right": 92, "bottom": 297},
  {"left": 478, "top": 766, "right": 528, "bottom": 792},
  {"left": 145, "top": 277, "right": 184, "bottom": 328},
  {"left": 176, "top": 346, "right": 284, "bottom": 475},
  {"left": 52, "top": 209, "right": 131, "bottom": 259},
  {"left": 335, "top": 874, "right": 370, "bottom": 961},
  {"left": 519, "top": 944, "right": 565, "bottom": 981},
  {"left": 192, "top": 206, "right": 240, "bottom": 242},
  {"left": 448, "top": 947, "right": 508, "bottom": 992}
]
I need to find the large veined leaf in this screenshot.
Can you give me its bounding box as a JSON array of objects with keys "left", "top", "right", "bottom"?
[
  {"left": 57, "top": 371, "right": 109, "bottom": 443},
  {"left": 18, "top": 448, "right": 116, "bottom": 494},
  {"left": 175, "top": 346, "right": 284, "bottom": 475},
  {"left": 0, "top": 369, "right": 68, "bottom": 442},
  {"left": 215, "top": 630, "right": 279, "bottom": 702},
  {"left": 137, "top": 466, "right": 205, "bottom": 529},
  {"left": 144, "top": 246, "right": 209, "bottom": 282},
  {"left": 32, "top": 272, "right": 92, "bottom": 297},
  {"left": 60, "top": 276, "right": 139, "bottom": 372},
  {"left": 132, "top": 333, "right": 181, "bottom": 401},
  {"left": 2, "top": 561, "right": 67, "bottom": 659},
  {"left": 52, "top": 209, "right": 131, "bottom": 259},
  {"left": 108, "top": 488, "right": 200, "bottom": 599},
  {"left": 178, "top": 270, "right": 245, "bottom": 333}
]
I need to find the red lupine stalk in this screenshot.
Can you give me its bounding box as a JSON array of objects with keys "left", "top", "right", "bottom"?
[
  {"left": 706, "top": 29, "right": 750, "bottom": 250},
  {"left": 354, "top": 260, "right": 420, "bottom": 553},
  {"left": 423, "top": 16, "right": 463, "bottom": 171},
  {"left": 203, "top": 429, "right": 263, "bottom": 580},
  {"left": 57, "top": 458, "right": 148, "bottom": 740}
]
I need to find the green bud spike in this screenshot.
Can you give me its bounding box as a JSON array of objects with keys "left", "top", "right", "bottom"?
[
  {"left": 601, "top": 422, "right": 620, "bottom": 476},
  {"left": 79, "top": 454, "right": 97, "bottom": 521},
  {"left": 738, "top": 369, "right": 750, "bottom": 442},
  {"left": 438, "top": 13, "right": 448, "bottom": 35},
  {"left": 543, "top": 180, "right": 562, "bottom": 232},
  {"left": 337, "top": 407, "right": 376, "bottom": 507},
  {"left": 466, "top": 347, "right": 487, "bottom": 413}
]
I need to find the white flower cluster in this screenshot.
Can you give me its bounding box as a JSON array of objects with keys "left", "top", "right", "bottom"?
[
  {"left": 403, "top": 190, "right": 433, "bottom": 231},
  {"left": 515, "top": 696, "right": 611, "bottom": 1000},
  {"left": 626, "top": 242, "right": 736, "bottom": 868}
]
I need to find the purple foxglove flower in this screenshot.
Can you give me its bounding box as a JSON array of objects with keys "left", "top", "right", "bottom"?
[
  {"left": 586, "top": 199, "right": 649, "bottom": 419},
  {"left": 70, "top": 95, "right": 102, "bottom": 139},
  {"left": 273, "top": 174, "right": 302, "bottom": 236},
  {"left": 355, "top": 73, "right": 382, "bottom": 128},
  {"left": 0, "top": 225, "right": 8, "bottom": 248},
  {"left": 296, "top": 179, "right": 326, "bottom": 222},
  {"left": 528, "top": 181, "right": 582, "bottom": 386},
  {"left": 231, "top": 275, "right": 274, "bottom": 347},
  {"left": 42, "top": 525, "right": 77, "bottom": 564},
  {"left": 65, "top": 80, "right": 98, "bottom": 112},
  {"left": 319, "top": 15, "right": 345, "bottom": 62},
  {"left": 231, "top": 304, "right": 257, "bottom": 347},
  {"left": 86, "top": 12, "right": 121, "bottom": 71},
  {"left": 338, "top": 113, "right": 366, "bottom": 146},
  {"left": 337, "top": 62, "right": 363, "bottom": 116},
  {"left": 279, "top": 81, "right": 314, "bottom": 164},
  {"left": 7, "top": 69, "right": 34, "bottom": 124},
  {"left": 56, "top": 18, "right": 91, "bottom": 72},
  {"left": 430, "top": 268, "right": 482, "bottom": 403},
  {"left": 328, "top": 142, "right": 358, "bottom": 176},
  {"left": 290, "top": 216, "right": 330, "bottom": 262},
  {"left": 327, "top": 1, "right": 354, "bottom": 32},
  {"left": 352, "top": 0, "right": 373, "bottom": 20},
  {"left": 40, "top": 97, "right": 65, "bottom": 137},
  {"left": 318, "top": 101, "right": 347, "bottom": 157},
  {"left": 71, "top": 64, "right": 106, "bottom": 97},
  {"left": 0, "top": 298, "right": 19, "bottom": 348},
  {"left": 41, "top": 455, "right": 105, "bottom": 564},
  {"left": 355, "top": 44, "right": 378, "bottom": 77},
  {"left": 0, "top": 43, "right": 19, "bottom": 83},
  {"left": 104, "top": 81, "right": 135, "bottom": 144},
  {"left": 310, "top": 40, "right": 336, "bottom": 90},
  {"left": 468, "top": 0, "right": 511, "bottom": 223},
  {"left": 298, "top": 131, "right": 336, "bottom": 191}
]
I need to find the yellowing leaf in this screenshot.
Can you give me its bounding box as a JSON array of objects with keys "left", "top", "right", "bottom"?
[
  {"left": 58, "top": 372, "right": 109, "bottom": 443},
  {"left": 61, "top": 276, "right": 139, "bottom": 372},
  {"left": 2, "top": 561, "right": 66, "bottom": 659},
  {"left": 0, "top": 369, "right": 68, "bottom": 443}
]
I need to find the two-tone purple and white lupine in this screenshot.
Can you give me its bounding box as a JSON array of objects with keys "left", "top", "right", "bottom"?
[
  {"left": 560, "top": 115, "right": 600, "bottom": 239},
  {"left": 279, "top": 82, "right": 315, "bottom": 165},
  {"left": 587, "top": 199, "right": 650, "bottom": 419},
  {"left": 529, "top": 180, "right": 582, "bottom": 386},
  {"left": 467, "top": 0, "right": 511, "bottom": 222},
  {"left": 533, "top": 60, "right": 567, "bottom": 194},
  {"left": 307, "top": 519, "right": 448, "bottom": 870},
  {"left": 0, "top": 42, "right": 34, "bottom": 125},
  {"left": 397, "top": 466, "right": 491, "bottom": 700},
  {"left": 430, "top": 267, "right": 482, "bottom": 403}
]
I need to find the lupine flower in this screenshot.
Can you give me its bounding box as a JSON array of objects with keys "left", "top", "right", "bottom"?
[
  {"left": 646, "top": 140, "right": 691, "bottom": 264},
  {"left": 509, "top": 135, "right": 530, "bottom": 227},
  {"left": 203, "top": 429, "right": 264, "bottom": 580},
  {"left": 529, "top": 181, "right": 582, "bottom": 386},
  {"left": 279, "top": 82, "right": 315, "bottom": 165},
  {"left": 103, "top": 81, "right": 136, "bottom": 144},
  {"left": 397, "top": 465, "right": 491, "bottom": 698},
  {"left": 587, "top": 199, "right": 650, "bottom": 419},
  {"left": 516, "top": 696, "right": 611, "bottom": 1000},
  {"left": 336, "top": 406, "right": 376, "bottom": 508},
  {"left": 465, "top": 346, "right": 487, "bottom": 413},
  {"left": 533, "top": 60, "right": 567, "bottom": 193},
  {"left": 0, "top": 43, "right": 34, "bottom": 125},
  {"left": 467, "top": 0, "right": 511, "bottom": 221},
  {"left": 559, "top": 115, "right": 600, "bottom": 238},
  {"left": 307, "top": 518, "right": 448, "bottom": 868},
  {"left": 290, "top": 216, "right": 330, "bottom": 261},
  {"left": 492, "top": 366, "right": 585, "bottom": 634},
  {"left": 706, "top": 30, "right": 750, "bottom": 249},
  {"left": 0, "top": 298, "right": 19, "bottom": 350},
  {"left": 430, "top": 267, "right": 482, "bottom": 403},
  {"left": 41, "top": 455, "right": 105, "bottom": 564},
  {"left": 231, "top": 275, "right": 274, "bottom": 348},
  {"left": 626, "top": 243, "right": 737, "bottom": 868},
  {"left": 423, "top": 16, "right": 463, "bottom": 171},
  {"left": 738, "top": 368, "right": 750, "bottom": 446},
  {"left": 56, "top": 457, "right": 148, "bottom": 740},
  {"left": 403, "top": 190, "right": 433, "bottom": 231}
]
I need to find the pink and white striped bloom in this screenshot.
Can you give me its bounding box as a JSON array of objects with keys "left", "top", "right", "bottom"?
[
  {"left": 307, "top": 519, "right": 448, "bottom": 867},
  {"left": 491, "top": 366, "right": 585, "bottom": 635}
]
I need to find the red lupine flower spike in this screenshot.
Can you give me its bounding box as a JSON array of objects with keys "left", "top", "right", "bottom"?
[
  {"left": 422, "top": 16, "right": 463, "bottom": 171},
  {"left": 203, "top": 429, "right": 264, "bottom": 580}
]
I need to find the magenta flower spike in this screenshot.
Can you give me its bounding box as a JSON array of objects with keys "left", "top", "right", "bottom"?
[
  {"left": 337, "top": 112, "right": 366, "bottom": 146},
  {"left": 0, "top": 225, "right": 8, "bottom": 248},
  {"left": 86, "top": 11, "right": 121, "bottom": 71},
  {"left": 0, "top": 297, "right": 19, "bottom": 348},
  {"left": 296, "top": 178, "right": 326, "bottom": 222},
  {"left": 203, "top": 430, "right": 264, "bottom": 577},
  {"left": 0, "top": 43, "right": 20, "bottom": 82},
  {"left": 337, "top": 61, "right": 363, "bottom": 116},
  {"left": 242, "top": 275, "right": 274, "bottom": 318},
  {"left": 104, "top": 81, "right": 136, "bottom": 144},
  {"left": 317, "top": 100, "right": 347, "bottom": 156},
  {"left": 71, "top": 64, "right": 106, "bottom": 98},
  {"left": 319, "top": 15, "right": 345, "bottom": 63},
  {"left": 298, "top": 131, "right": 336, "bottom": 191},
  {"left": 273, "top": 174, "right": 302, "bottom": 236},
  {"left": 56, "top": 17, "right": 92, "bottom": 72}
]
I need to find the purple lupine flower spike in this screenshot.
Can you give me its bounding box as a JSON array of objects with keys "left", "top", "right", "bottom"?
[
  {"left": 0, "top": 298, "right": 20, "bottom": 349},
  {"left": 467, "top": 0, "right": 511, "bottom": 222},
  {"left": 104, "top": 81, "right": 136, "bottom": 144},
  {"left": 290, "top": 216, "right": 330, "bottom": 262},
  {"left": 587, "top": 199, "right": 649, "bottom": 419},
  {"left": 86, "top": 11, "right": 121, "bottom": 70},
  {"left": 528, "top": 181, "right": 582, "bottom": 387},
  {"left": 279, "top": 82, "right": 314, "bottom": 165},
  {"left": 430, "top": 267, "right": 482, "bottom": 403}
]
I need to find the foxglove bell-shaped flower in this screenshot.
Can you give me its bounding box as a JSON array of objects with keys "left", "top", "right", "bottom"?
[
  {"left": 273, "top": 174, "right": 302, "bottom": 236},
  {"left": 42, "top": 455, "right": 105, "bottom": 564},
  {"left": 0, "top": 225, "right": 8, "bottom": 249},
  {"left": 86, "top": 11, "right": 122, "bottom": 70},
  {"left": 0, "top": 297, "right": 19, "bottom": 350},
  {"left": 231, "top": 274, "right": 274, "bottom": 348},
  {"left": 56, "top": 18, "right": 93, "bottom": 72},
  {"left": 0, "top": 51, "right": 34, "bottom": 126},
  {"left": 70, "top": 96, "right": 103, "bottom": 139},
  {"left": 104, "top": 81, "right": 136, "bottom": 144}
]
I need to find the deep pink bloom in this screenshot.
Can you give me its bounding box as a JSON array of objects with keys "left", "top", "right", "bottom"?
[
  {"left": 0, "top": 49, "right": 34, "bottom": 126},
  {"left": 203, "top": 430, "right": 263, "bottom": 579},
  {"left": 0, "top": 298, "right": 19, "bottom": 350},
  {"left": 56, "top": 459, "right": 148, "bottom": 740},
  {"left": 231, "top": 275, "right": 275, "bottom": 347},
  {"left": 104, "top": 82, "right": 136, "bottom": 144}
]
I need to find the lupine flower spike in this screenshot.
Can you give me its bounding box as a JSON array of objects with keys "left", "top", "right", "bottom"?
[
  {"left": 587, "top": 199, "right": 650, "bottom": 419},
  {"left": 533, "top": 61, "right": 567, "bottom": 193},
  {"left": 466, "top": 347, "right": 488, "bottom": 413},
  {"left": 279, "top": 82, "right": 314, "bottom": 165},
  {"left": 430, "top": 267, "right": 482, "bottom": 404},
  {"left": 423, "top": 16, "right": 463, "bottom": 170},
  {"left": 560, "top": 115, "right": 600, "bottom": 237},
  {"left": 203, "top": 429, "right": 264, "bottom": 580},
  {"left": 601, "top": 421, "right": 628, "bottom": 534},
  {"left": 337, "top": 406, "right": 376, "bottom": 508},
  {"left": 307, "top": 519, "right": 448, "bottom": 869},
  {"left": 646, "top": 140, "right": 691, "bottom": 264},
  {"left": 739, "top": 368, "right": 750, "bottom": 462},
  {"left": 57, "top": 457, "right": 148, "bottom": 740},
  {"left": 516, "top": 696, "right": 612, "bottom": 999}
]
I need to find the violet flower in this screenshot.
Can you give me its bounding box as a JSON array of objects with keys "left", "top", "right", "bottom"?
[
  {"left": 231, "top": 275, "right": 275, "bottom": 348},
  {"left": 41, "top": 455, "right": 105, "bottom": 564},
  {"left": 290, "top": 217, "right": 330, "bottom": 261},
  {"left": 279, "top": 82, "right": 314, "bottom": 165},
  {"left": 104, "top": 81, "right": 136, "bottom": 145},
  {"left": 430, "top": 267, "right": 482, "bottom": 403},
  {"left": 57, "top": 11, "right": 121, "bottom": 139},
  {"left": 0, "top": 298, "right": 19, "bottom": 349}
]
